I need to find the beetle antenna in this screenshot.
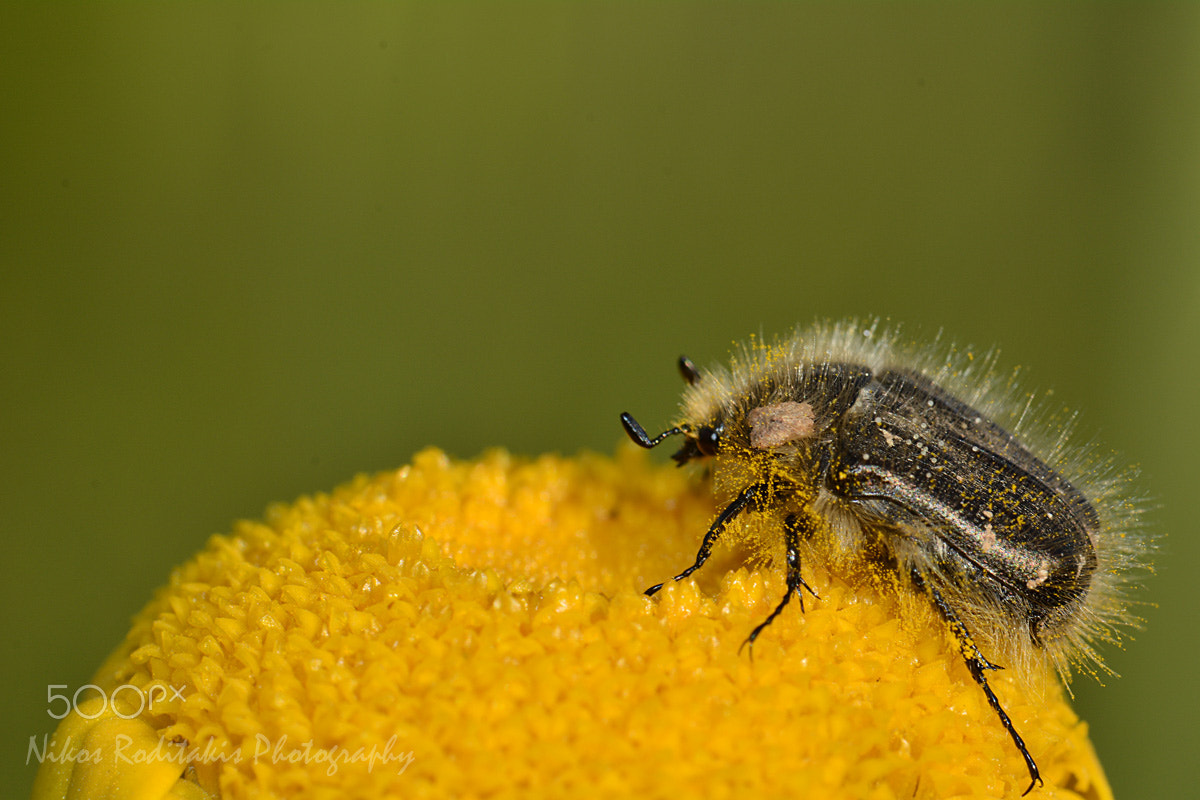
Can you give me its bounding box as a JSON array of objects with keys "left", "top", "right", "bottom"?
[
  {"left": 620, "top": 413, "right": 684, "bottom": 449},
  {"left": 677, "top": 356, "right": 700, "bottom": 386}
]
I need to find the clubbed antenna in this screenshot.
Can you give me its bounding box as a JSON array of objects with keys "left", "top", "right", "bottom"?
[{"left": 619, "top": 413, "right": 684, "bottom": 449}]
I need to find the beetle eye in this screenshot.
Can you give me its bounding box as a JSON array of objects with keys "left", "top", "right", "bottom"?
[{"left": 695, "top": 425, "right": 721, "bottom": 457}]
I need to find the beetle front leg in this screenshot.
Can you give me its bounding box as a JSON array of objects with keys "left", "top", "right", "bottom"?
[{"left": 645, "top": 482, "right": 768, "bottom": 596}]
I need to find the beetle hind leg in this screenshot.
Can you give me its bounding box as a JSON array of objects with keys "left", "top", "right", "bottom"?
[{"left": 910, "top": 569, "right": 1042, "bottom": 796}]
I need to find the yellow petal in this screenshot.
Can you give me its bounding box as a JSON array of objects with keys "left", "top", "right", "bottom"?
[{"left": 30, "top": 698, "right": 195, "bottom": 800}]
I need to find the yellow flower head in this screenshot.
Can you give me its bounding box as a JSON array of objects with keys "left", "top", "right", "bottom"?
[{"left": 33, "top": 448, "right": 1111, "bottom": 800}]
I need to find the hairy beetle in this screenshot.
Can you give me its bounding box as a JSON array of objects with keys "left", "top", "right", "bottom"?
[{"left": 621, "top": 320, "right": 1147, "bottom": 795}]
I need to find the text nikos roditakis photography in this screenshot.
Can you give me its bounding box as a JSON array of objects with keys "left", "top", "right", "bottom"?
[{"left": 28, "top": 684, "right": 416, "bottom": 778}]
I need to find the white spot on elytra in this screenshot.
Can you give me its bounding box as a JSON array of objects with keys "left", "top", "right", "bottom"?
[
  {"left": 980, "top": 523, "right": 997, "bottom": 553},
  {"left": 1026, "top": 560, "right": 1051, "bottom": 590}
]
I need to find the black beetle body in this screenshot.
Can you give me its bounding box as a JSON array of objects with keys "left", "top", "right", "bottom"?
[{"left": 620, "top": 320, "right": 1147, "bottom": 796}]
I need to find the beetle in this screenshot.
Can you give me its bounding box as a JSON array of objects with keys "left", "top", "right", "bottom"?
[{"left": 620, "top": 320, "right": 1147, "bottom": 795}]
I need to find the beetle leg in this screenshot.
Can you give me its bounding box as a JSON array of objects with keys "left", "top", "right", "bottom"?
[
  {"left": 740, "top": 511, "right": 820, "bottom": 656},
  {"left": 911, "top": 569, "right": 1042, "bottom": 796},
  {"left": 645, "top": 482, "right": 767, "bottom": 596}
]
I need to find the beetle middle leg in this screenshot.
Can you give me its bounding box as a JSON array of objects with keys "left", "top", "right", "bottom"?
[
  {"left": 911, "top": 569, "right": 1043, "bottom": 796},
  {"left": 740, "top": 509, "right": 821, "bottom": 655}
]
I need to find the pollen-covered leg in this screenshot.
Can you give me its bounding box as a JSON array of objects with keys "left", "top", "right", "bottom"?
[
  {"left": 912, "top": 570, "right": 1043, "bottom": 796},
  {"left": 740, "top": 511, "right": 820, "bottom": 656},
  {"left": 645, "top": 482, "right": 767, "bottom": 596}
]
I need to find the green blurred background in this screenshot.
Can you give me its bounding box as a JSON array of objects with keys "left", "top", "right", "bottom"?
[{"left": 3, "top": 4, "right": 1197, "bottom": 797}]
